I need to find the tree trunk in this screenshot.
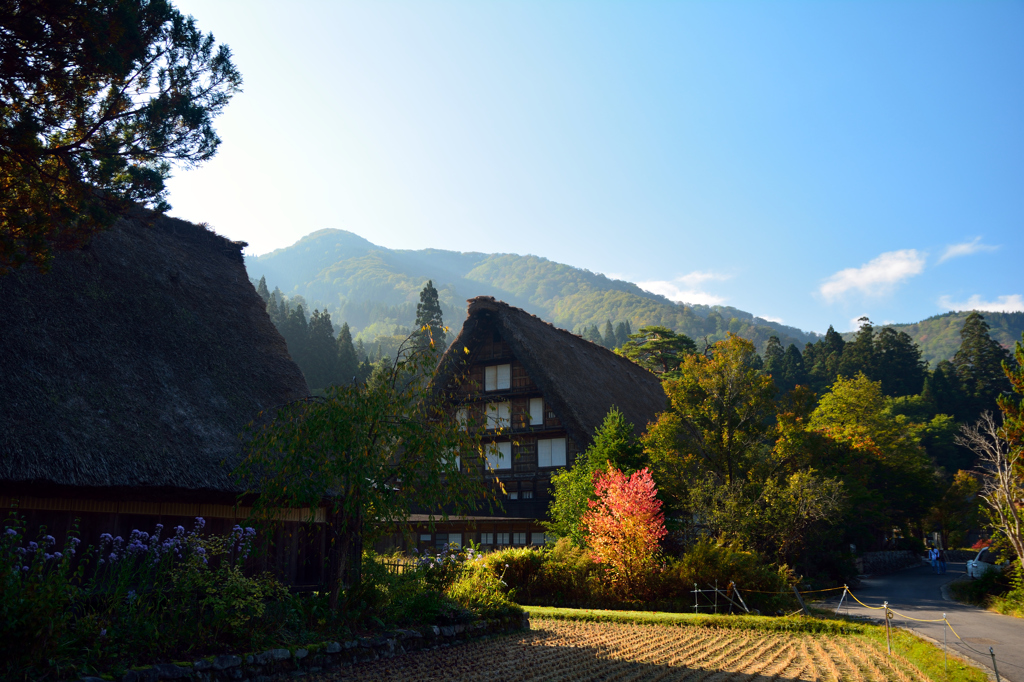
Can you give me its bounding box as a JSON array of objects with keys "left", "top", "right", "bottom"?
[{"left": 327, "top": 510, "right": 351, "bottom": 612}]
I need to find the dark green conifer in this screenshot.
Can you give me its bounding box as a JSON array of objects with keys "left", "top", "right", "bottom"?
[
  {"left": 413, "top": 280, "right": 446, "bottom": 350},
  {"left": 602, "top": 320, "right": 616, "bottom": 348},
  {"left": 337, "top": 323, "right": 359, "bottom": 384},
  {"left": 256, "top": 276, "right": 270, "bottom": 302},
  {"left": 953, "top": 311, "right": 1012, "bottom": 421}
]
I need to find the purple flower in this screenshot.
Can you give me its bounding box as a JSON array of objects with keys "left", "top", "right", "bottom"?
[
  {"left": 196, "top": 547, "right": 206, "bottom": 555},
  {"left": 44, "top": 553, "right": 53, "bottom": 560},
  {"left": 194, "top": 517, "right": 206, "bottom": 530},
  {"left": 109, "top": 553, "right": 117, "bottom": 562},
  {"left": 27, "top": 541, "right": 38, "bottom": 551},
  {"left": 22, "top": 565, "right": 29, "bottom": 571},
  {"left": 99, "top": 629, "right": 106, "bottom": 637},
  {"left": 53, "top": 552, "right": 62, "bottom": 560},
  {"left": 175, "top": 526, "right": 185, "bottom": 536},
  {"left": 244, "top": 527, "right": 256, "bottom": 536},
  {"left": 70, "top": 537, "right": 81, "bottom": 546},
  {"left": 4, "top": 528, "right": 17, "bottom": 537},
  {"left": 99, "top": 533, "right": 112, "bottom": 543}
]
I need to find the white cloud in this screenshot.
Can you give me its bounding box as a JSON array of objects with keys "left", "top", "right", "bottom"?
[
  {"left": 636, "top": 270, "right": 730, "bottom": 306},
  {"left": 938, "top": 237, "right": 999, "bottom": 264},
  {"left": 758, "top": 315, "right": 784, "bottom": 324},
  {"left": 938, "top": 294, "right": 1024, "bottom": 313},
  {"left": 819, "top": 250, "right": 926, "bottom": 302}
]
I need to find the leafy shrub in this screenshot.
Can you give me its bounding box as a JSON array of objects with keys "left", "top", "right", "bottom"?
[
  {"left": 660, "top": 540, "right": 795, "bottom": 614},
  {"left": 447, "top": 564, "right": 520, "bottom": 618}
]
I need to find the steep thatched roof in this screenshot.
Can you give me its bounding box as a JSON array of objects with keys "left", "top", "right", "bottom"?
[
  {"left": 0, "top": 212, "right": 309, "bottom": 502},
  {"left": 437, "top": 297, "right": 667, "bottom": 449}
]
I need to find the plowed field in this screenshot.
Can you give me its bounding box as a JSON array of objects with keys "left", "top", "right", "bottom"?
[{"left": 325, "top": 618, "right": 932, "bottom": 681}]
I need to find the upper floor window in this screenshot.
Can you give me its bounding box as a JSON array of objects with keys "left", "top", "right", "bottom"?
[
  {"left": 538, "top": 437, "right": 567, "bottom": 467},
  {"left": 485, "top": 364, "right": 511, "bottom": 391},
  {"left": 486, "top": 441, "right": 512, "bottom": 470},
  {"left": 486, "top": 402, "right": 510, "bottom": 429},
  {"left": 529, "top": 397, "right": 544, "bottom": 426}
]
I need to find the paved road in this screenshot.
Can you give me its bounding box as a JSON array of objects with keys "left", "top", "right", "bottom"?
[{"left": 827, "top": 560, "right": 1024, "bottom": 681}]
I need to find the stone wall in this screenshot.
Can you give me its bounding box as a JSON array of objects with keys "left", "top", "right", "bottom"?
[
  {"left": 854, "top": 550, "right": 923, "bottom": 575},
  {"left": 75, "top": 614, "right": 530, "bottom": 682}
]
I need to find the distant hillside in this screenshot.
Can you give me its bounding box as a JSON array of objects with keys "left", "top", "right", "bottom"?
[
  {"left": 247, "top": 229, "right": 819, "bottom": 350},
  {"left": 843, "top": 311, "right": 1024, "bottom": 367}
]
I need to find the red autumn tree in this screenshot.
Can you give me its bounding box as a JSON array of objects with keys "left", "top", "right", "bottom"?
[{"left": 582, "top": 465, "right": 667, "bottom": 597}]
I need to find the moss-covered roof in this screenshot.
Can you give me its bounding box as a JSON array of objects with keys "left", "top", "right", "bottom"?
[{"left": 0, "top": 212, "right": 309, "bottom": 501}]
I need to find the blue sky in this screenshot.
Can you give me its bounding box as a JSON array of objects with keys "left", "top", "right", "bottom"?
[{"left": 165, "top": 1, "right": 1023, "bottom": 333}]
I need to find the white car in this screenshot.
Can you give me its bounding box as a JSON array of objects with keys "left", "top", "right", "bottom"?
[{"left": 966, "top": 547, "right": 1009, "bottom": 579}]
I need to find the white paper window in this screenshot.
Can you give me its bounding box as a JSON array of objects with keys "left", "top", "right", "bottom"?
[
  {"left": 522, "top": 490, "right": 533, "bottom": 499},
  {"left": 485, "top": 364, "right": 511, "bottom": 391},
  {"left": 512, "top": 532, "right": 526, "bottom": 545},
  {"left": 480, "top": 532, "right": 494, "bottom": 545},
  {"left": 420, "top": 534, "right": 432, "bottom": 542},
  {"left": 538, "top": 438, "right": 567, "bottom": 467},
  {"left": 497, "top": 532, "right": 509, "bottom": 546},
  {"left": 441, "top": 449, "right": 460, "bottom": 470},
  {"left": 529, "top": 398, "right": 544, "bottom": 426},
  {"left": 486, "top": 402, "right": 510, "bottom": 429},
  {"left": 531, "top": 532, "right": 546, "bottom": 546},
  {"left": 508, "top": 491, "right": 518, "bottom": 500},
  {"left": 456, "top": 408, "right": 467, "bottom": 425},
  {"left": 448, "top": 533, "right": 462, "bottom": 548},
  {"left": 486, "top": 441, "right": 512, "bottom": 470}
]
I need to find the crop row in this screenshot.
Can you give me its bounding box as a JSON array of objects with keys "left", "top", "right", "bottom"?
[{"left": 322, "top": 619, "right": 930, "bottom": 681}]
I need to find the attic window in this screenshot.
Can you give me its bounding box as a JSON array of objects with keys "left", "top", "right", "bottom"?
[
  {"left": 485, "top": 364, "right": 511, "bottom": 391},
  {"left": 538, "top": 438, "right": 567, "bottom": 467}
]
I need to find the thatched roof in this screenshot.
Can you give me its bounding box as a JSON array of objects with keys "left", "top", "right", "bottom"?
[
  {"left": 0, "top": 212, "right": 309, "bottom": 502},
  {"left": 436, "top": 297, "right": 667, "bottom": 449}
]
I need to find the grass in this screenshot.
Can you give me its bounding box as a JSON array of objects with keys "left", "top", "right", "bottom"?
[{"left": 524, "top": 606, "right": 989, "bottom": 682}]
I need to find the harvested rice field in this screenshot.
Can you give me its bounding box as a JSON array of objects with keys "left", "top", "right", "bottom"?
[{"left": 322, "top": 618, "right": 933, "bottom": 681}]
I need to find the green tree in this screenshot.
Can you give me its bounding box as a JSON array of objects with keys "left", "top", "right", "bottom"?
[
  {"left": 839, "top": 317, "right": 875, "bottom": 380},
  {"left": 1, "top": 0, "right": 241, "bottom": 272},
  {"left": 236, "top": 336, "right": 496, "bottom": 610},
  {"left": 925, "top": 470, "right": 980, "bottom": 549},
  {"left": 618, "top": 325, "right": 696, "bottom": 378},
  {"left": 602, "top": 320, "right": 616, "bottom": 349},
  {"left": 279, "top": 304, "right": 308, "bottom": 373},
  {"left": 304, "top": 309, "right": 340, "bottom": 389},
  {"left": 336, "top": 322, "right": 359, "bottom": 385},
  {"left": 413, "top": 280, "right": 446, "bottom": 350},
  {"left": 546, "top": 407, "right": 645, "bottom": 547},
  {"left": 809, "top": 373, "right": 938, "bottom": 544},
  {"left": 644, "top": 334, "right": 777, "bottom": 496},
  {"left": 805, "top": 325, "right": 845, "bottom": 393},
  {"left": 255, "top": 276, "right": 270, "bottom": 303},
  {"left": 954, "top": 312, "right": 1013, "bottom": 422},
  {"left": 583, "top": 324, "right": 603, "bottom": 345},
  {"left": 614, "top": 321, "right": 631, "bottom": 348},
  {"left": 874, "top": 327, "right": 926, "bottom": 397}
]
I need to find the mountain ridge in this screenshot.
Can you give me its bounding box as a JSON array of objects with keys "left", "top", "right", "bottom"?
[{"left": 246, "top": 229, "right": 1022, "bottom": 364}]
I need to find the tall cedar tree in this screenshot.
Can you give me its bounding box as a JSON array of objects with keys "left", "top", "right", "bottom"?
[
  {"left": 413, "top": 280, "right": 445, "bottom": 350},
  {"left": 0, "top": 0, "right": 241, "bottom": 272},
  {"left": 602, "top": 320, "right": 616, "bottom": 349},
  {"left": 337, "top": 322, "right": 360, "bottom": 385},
  {"left": 953, "top": 312, "right": 1013, "bottom": 422},
  {"left": 255, "top": 276, "right": 270, "bottom": 302},
  {"left": 305, "top": 309, "right": 340, "bottom": 389},
  {"left": 614, "top": 321, "right": 631, "bottom": 348}
]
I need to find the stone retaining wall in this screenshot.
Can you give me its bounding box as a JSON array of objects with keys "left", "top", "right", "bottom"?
[
  {"left": 75, "top": 614, "right": 530, "bottom": 682},
  {"left": 854, "top": 550, "right": 923, "bottom": 575}
]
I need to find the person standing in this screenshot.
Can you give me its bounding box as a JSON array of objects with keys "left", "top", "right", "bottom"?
[
  {"left": 938, "top": 548, "right": 947, "bottom": 575},
  {"left": 929, "top": 546, "right": 940, "bottom": 574}
]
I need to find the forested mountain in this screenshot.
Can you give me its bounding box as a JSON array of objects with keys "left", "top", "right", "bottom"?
[
  {"left": 247, "top": 229, "right": 817, "bottom": 349},
  {"left": 842, "top": 311, "right": 1024, "bottom": 367}
]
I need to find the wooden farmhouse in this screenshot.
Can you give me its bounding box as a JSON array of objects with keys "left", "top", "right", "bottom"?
[
  {"left": 0, "top": 212, "right": 322, "bottom": 584},
  {"left": 401, "top": 296, "right": 667, "bottom": 552}
]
